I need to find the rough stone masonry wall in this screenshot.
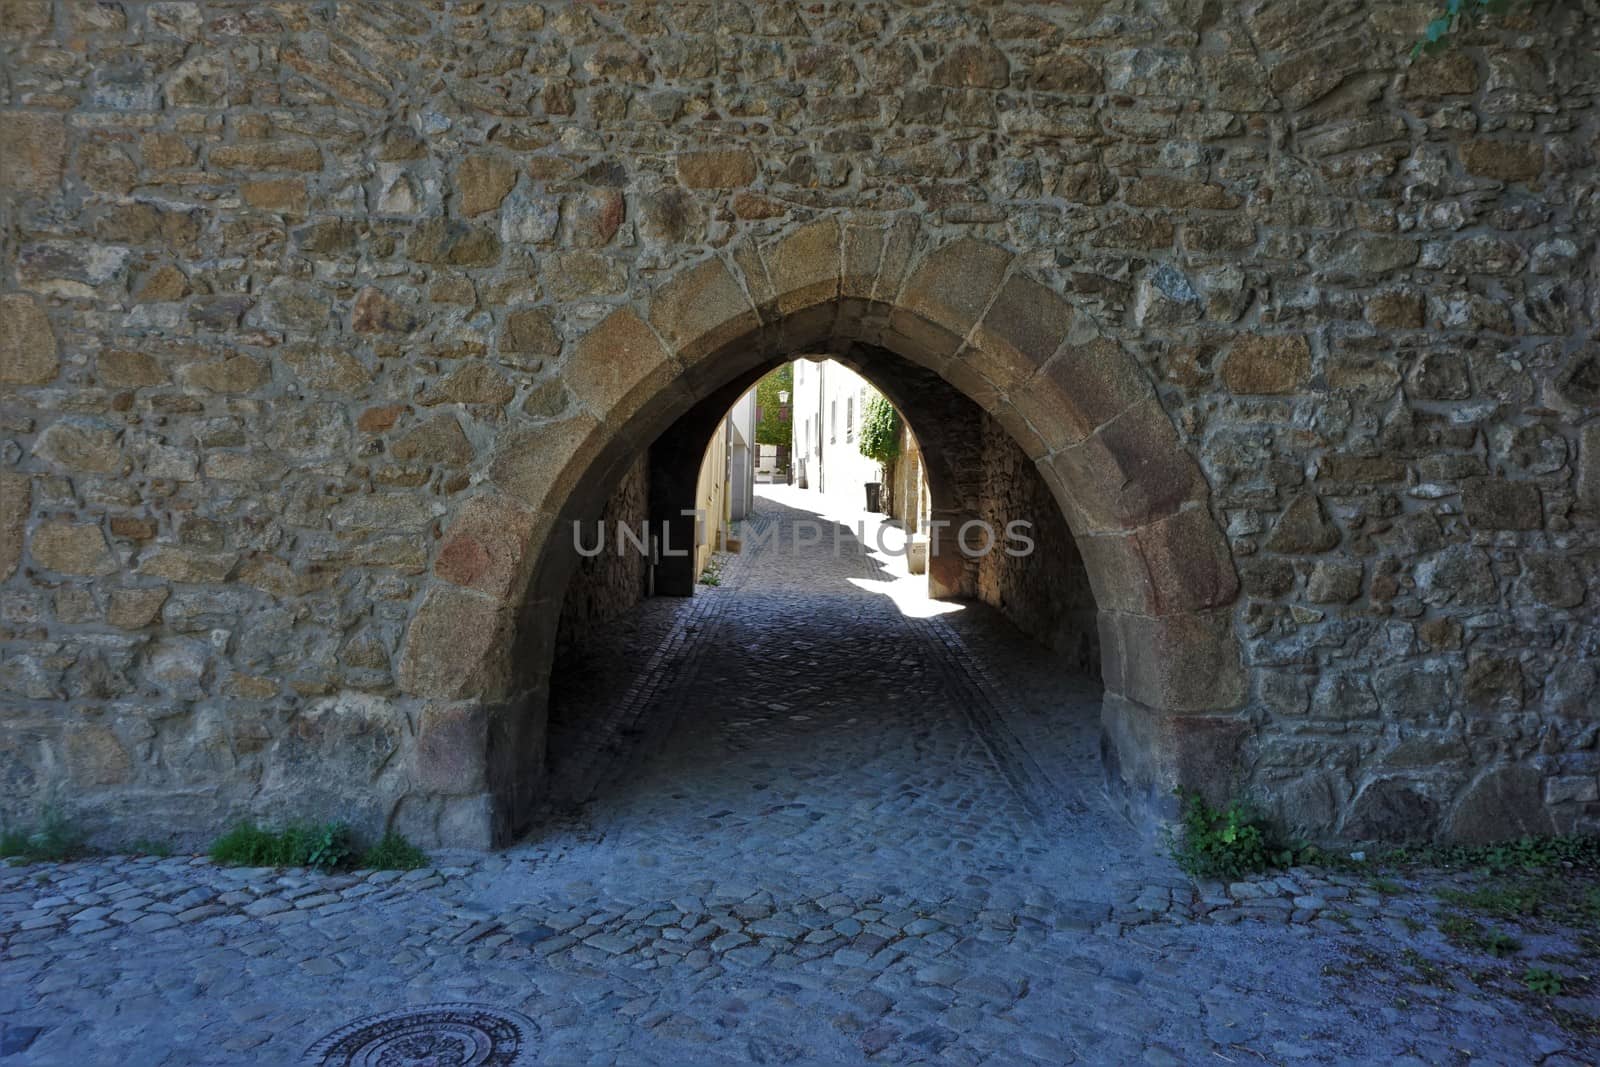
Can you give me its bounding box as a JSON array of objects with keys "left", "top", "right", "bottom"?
[
  {"left": 553, "top": 451, "right": 648, "bottom": 657},
  {"left": 0, "top": 0, "right": 1597, "bottom": 846},
  {"left": 975, "top": 412, "right": 1102, "bottom": 680}
]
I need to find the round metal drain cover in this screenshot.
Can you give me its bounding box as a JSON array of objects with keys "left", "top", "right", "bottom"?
[{"left": 305, "top": 1002, "right": 537, "bottom": 1066}]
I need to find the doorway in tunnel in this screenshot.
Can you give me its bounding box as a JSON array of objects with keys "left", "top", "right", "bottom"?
[{"left": 541, "top": 350, "right": 1107, "bottom": 820}]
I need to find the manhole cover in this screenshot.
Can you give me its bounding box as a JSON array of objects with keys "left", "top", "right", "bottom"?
[{"left": 305, "top": 1003, "right": 537, "bottom": 1066}]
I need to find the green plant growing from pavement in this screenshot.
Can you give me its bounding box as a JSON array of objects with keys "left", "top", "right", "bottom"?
[
  {"left": 129, "top": 838, "right": 172, "bottom": 859},
  {"left": 211, "top": 822, "right": 339, "bottom": 869},
  {"left": 0, "top": 809, "right": 88, "bottom": 863},
  {"left": 1481, "top": 930, "right": 1522, "bottom": 957},
  {"left": 305, "top": 822, "right": 355, "bottom": 871},
  {"left": 209, "top": 822, "right": 424, "bottom": 872},
  {"left": 1524, "top": 967, "right": 1565, "bottom": 996},
  {"left": 360, "top": 831, "right": 430, "bottom": 871},
  {"left": 1437, "top": 911, "right": 1522, "bottom": 957},
  {"left": 1383, "top": 834, "right": 1600, "bottom": 876},
  {"left": 1168, "top": 789, "right": 1308, "bottom": 879},
  {"left": 1417, "top": 835, "right": 1600, "bottom": 931}
]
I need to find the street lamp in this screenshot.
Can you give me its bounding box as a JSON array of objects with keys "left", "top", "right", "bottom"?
[{"left": 776, "top": 390, "right": 792, "bottom": 485}]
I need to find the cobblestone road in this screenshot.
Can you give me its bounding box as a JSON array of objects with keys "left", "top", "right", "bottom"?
[{"left": 2, "top": 487, "right": 1595, "bottom": 1064}]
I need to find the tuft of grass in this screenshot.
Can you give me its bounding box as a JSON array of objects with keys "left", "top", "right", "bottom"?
[
  {"left": 1438, "top": 912, "right": 1481, "bottom": 940},
  {"left": 1482, "top": 930, "right": 1521, "bottom": 958},
  {"left": 1437, "top": 910, "right": 1522, "bottom": 957},
  {"left": 1396, "top": 947, "right": 1452, "bottom": 987},
  {"left": 0, "top": 810, "right": 88, "bottom": 863},
  {"left": 209, "top": 823, "right": 294, "bottom": 867},
  {"left": 210, "top": 822, "right": 425, "bottom": 872},
  {"left": 1439, "top": 883, "right": 1543, "bottom": 919},
  {"left": 128, "top": 838, "right": 172, "bottom": 858},
  {"left": 210, "top": 822, "right": 354, "bottom": 872},
  {"left": 360, "top": 831, "right": 429, "bottom": 871}
]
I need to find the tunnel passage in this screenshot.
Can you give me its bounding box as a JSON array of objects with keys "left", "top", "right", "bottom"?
[
  {"left": 552, "top": 344, "right": 1102, "bottom": 684},
  {"left": 399, "top": 224, "right": 1245, "bottom": 847},
  {"left": 546, "top": 347, "right": 1101, "bottom": 802}
]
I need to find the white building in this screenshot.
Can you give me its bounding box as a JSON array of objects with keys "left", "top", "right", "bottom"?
[
  {"left": 791, "top": 357, "right": 928, "bottom": 534},
  {"left": 726, "top": 387, "right": 755, "bottom": 521}
]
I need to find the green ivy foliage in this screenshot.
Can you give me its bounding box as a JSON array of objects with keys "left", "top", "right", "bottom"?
[
  {"left": 857, "top": 394, "right": 901, "bottom": 466},
  {"left": 754, "top": 365, "right": 792, "bottom": 447},
  {"left": 1414, "top": 0, "right": 1518, "bottom": 56},
  {"left": 1168, "top": 789, "right": 1310, "bottom": 879}
]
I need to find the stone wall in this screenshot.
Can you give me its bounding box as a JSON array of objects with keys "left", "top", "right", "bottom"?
[
  {"left": 889, "top": 423, "right": 928, "bottom": 536},
  {"left": 553, "top": 452, "right": 649, "bottom": 657},
  {"left": 975, "top": 413, "right": 1101, "bottom": 679},
  {"left": 1, "top": 0, "right": 1597, "bottom": 846}
]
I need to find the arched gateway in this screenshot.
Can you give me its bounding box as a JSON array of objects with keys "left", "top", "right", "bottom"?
[{"left": 396, "top": 217, "right": 1245, "bottom": 846}]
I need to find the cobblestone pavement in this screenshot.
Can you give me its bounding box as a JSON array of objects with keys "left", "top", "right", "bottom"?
[{"left": 3, "top": 487, "right": 1595, "bottom": 1065}]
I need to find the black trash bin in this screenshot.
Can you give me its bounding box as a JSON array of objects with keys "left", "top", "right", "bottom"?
[{"left": 864, "top": 481, "right": 883, "bottom": 512}]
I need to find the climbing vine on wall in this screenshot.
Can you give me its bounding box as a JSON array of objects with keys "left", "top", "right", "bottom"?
[
  {"left": 857, "top": 394, "right": 901, "bottom": 468},
  {"left": 754, "top": 365, "right": 792, "bottom": 447},
  {"left": 1413, "top": 0, "right": 1527, "bottom": 55}
]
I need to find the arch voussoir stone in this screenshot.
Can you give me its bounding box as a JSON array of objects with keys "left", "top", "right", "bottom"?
[
  {"left": 1044, "top": 396, "right": 1208, "bottom": 533},
  {"left": 964, "top": 271, "right": 1076, "bottom": 393},
  {"left": 889, "top": 236, "right": 1013, "bottom": 369},
  {"left": 757, "top": 217, "right": 843, "bottom": 319},
  {"left": 936, "top": 350, "right": 1004, "bottom": 414},
  {"left": 747, "top": 220, "right": 849, "bottom": 357},
  {"left": 562, "top": 306, "right": 685, "bottom": 431},
  {"left": 432, "top": 493, "right": 543, "bottom": 601},
  {"left": 1078, "top": 507, "right": 1239, "bottom": 617},
  {"left": 840, "top": 214, "right": 922, "bottom": 311},
  {"left": 984, "top": 397, "right": 1051, "bottom": 462},
  {"left": 646, "top": 255, "right": 765, "bottom": 393},
  {"left": 1011, "top": 336, "right": 1155, "bottom": 454},
  {"left": 488, "top": 412, "right": 604, "bottom": 516},
  {"left": 899, "top": 237, "right": 1015, "bottom": 336}
]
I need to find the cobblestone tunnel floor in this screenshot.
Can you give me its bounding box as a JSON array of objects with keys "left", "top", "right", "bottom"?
[{"left": 2, "top": 486, "right": 1596, "bottom": 1064}]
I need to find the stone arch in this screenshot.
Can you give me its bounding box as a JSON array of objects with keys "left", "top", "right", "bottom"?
[{"left": 397, "top": 217, "right": 1245, "bottom": 845}]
